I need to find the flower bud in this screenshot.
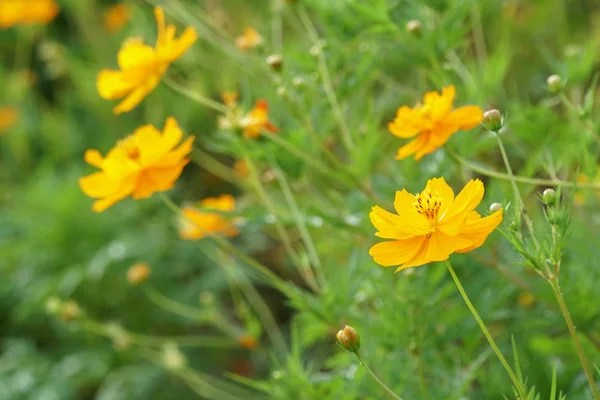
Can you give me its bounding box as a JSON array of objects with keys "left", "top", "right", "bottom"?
[
  {"left": 405, "top": 20, "right": 422, "bottom": 36},
  {"left": 162, "top": 342, "right": 187, "bottom": 370},
  {"left": 238, "top": 334, "right": 259, "bottom": 350},
  {"left": 489, "top": 202, "right": 502, "bottom": 213},
  {"left": 336, "top": 325, "right": 360, "bottom": 352},
  {"left": 483, "top": 109, "right": 504, "bottom": 132},
  {"left": 60, "top": 300, "right": 81, "bottom": 322},
  {"left": 542, "top": 188, "right": 557, "bottom": 205},
  {"left": 546, "top": 74, "right": 564, "bottom": 93},
  {"left": 266, "top": 54, "right": 283, "bottom": 71},
  {"left": 127, "top": 262, "right": 151, "bottom": 285}
]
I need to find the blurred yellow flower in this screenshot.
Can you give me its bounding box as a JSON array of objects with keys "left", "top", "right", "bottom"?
[
  {"left": 0, "top": 0, "right": 59, "bottom": 28},
  {"left": 237, "top": 334, "right": 258, "bottom": 350},
  {"left": 369, "top": 178, "right": 502, "bottom": 271},
  {"left": 574, "top": 171, "right": 600, "bottom": 205},
  {"left": 0, "top": 106, "right": 19, "bottom": 135},
  {"left": 97, "top": 7, "right": 198, "bottom": 114},
  {"left": 233, "top": 159, "right": 250, "bottom": 178},
  {"left": 127, "top": 262, "right": 151, "bottom": 285},
  {"left": 240, "top": 100, "right": 278, "bottom": 139},
  {"left": 517, "top": 292, "right": 535, "bottom": 308},
  {"left": 389, "top": 85, "right": 483, "bottom": 160},
  {"left": 104, "top": 3, "right": 131, "bottom": 34},
  {"left": 179, "top": 194, "right": 239, "bottom": 240},
  {"left": 235, "top": 27, "right": 263, "bottom": 51},
  {"left": 221, "top": 91, "right": 239, "bottom": 108},
  {"left": 79, "top": 117, "right": 194, "bottom": 212}
]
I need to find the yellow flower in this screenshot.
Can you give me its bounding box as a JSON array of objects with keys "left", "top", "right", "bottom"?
[
  {"left": 79, "top": 117, "right": 194, "bottom": 212},
  {"left": 104, "top": 3, "right": 132, "bottom": 34},
  {"left": 369, "top": 178, "right": 502, "bottom": 271},
  {"left": 389, "top": 85, "right": 483, "bottom": 160},
  {"left": 127, "top": 262, "right": 151, "bottom": 285},
  {"left": 517, "top": 292, "right": 535, "bottom": 309},
  {"left": 179, "top": 194, "right": 239, "bottom": 240},
  {"left": 0, "top": 106, "right": 19, "bottom": 135},
  {"left": 233, "top": 160, "right": 250, "bottom": 178},
  {"left": 240, "top": 100, "right": 278, "bottom": 139},
  {"left": 97, "top": 7, "right": 198, "bottom": 114},
  {"left": 221, "top": 91, "right": 239, "bottom": 108},
  {"left": 235, "top": 27, "right": 263, "bottom": 51},
  {"left": 0, "top": 0, "right": 59, "bottom": 28}
]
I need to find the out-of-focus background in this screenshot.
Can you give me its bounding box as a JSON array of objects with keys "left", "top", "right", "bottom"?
[{"left": 2, "top": 0, "right": 600, "bottom": 399}]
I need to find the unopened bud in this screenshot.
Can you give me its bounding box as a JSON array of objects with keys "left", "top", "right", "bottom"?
[
  {"left": 542, "top": 188, "right": 557, "bottom": 205},
  {"left": 489, "top": 202, "right": 502, "bottom": 213},
  {"left": 483, "top": 109, "right": 504, "bottom": 132},
  {"left": 405, "top": 20, "right": 422, "bottom": 35},
  {"left": 238, "top": 334, "right": 259, "bottom": 350},
  {"left": 546, "top": 74, "right": 564, "bottom": 93},
  {"left": 336, "top": 325, "right": 360, "bottom": 352},
  {"left": 127, "top": 262, "right": 151, "bottom": 285},
  {"left": 266, "top": 54, "right": 283, "bottom": 71},
  {"left": 162, "top": 342, "right": 187, "bottom": 370},
  {"left": 60, "top": 300, "right": 81, "bottom": 322}
]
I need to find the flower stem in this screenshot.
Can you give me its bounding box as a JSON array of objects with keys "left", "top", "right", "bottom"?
[
  {"left": 354, "top": 352, "right": 404, "bottom": 400},
  {"left": 164, "top": 77, "right": 229, "bottom": 113},
  {"left": 549, "top": 278, "right": 600, "bottom": 399},
  {"left": 493, "top": 132, "right": 541, "bottom": 250},
  {"left": 444, "top": 260, "right": 527, "bottom": 399}
]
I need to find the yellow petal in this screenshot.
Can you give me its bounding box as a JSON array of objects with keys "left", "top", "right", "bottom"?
[
  {"left": 131, "top": 159, "right": 189, "bottom": 199},
  {"left": 391, "top": 190, "right": 432, "bottom": 235},
  {"left": 438, "top": 179, "right": 484, "bottom": 235},
  {"left": 395, "top": 133, "right": 429, "bottom": 160},
  {"left": 370, "top": 206, "right": 420, "bottom": 240},
  {"left": 155, "top": 136, "right": 195, "bottom": 167},
  {"left": 84, "top": 149, "right": 104, "bottom": 168},
  {"left": 117, "top": 40, "right": 156, "bottom": 70},
  {"left": 113, "top": 73, "right": 162, "bottom": 114},
  {"left": 201, "top": 194, "right": 236, "bottom": 211},
  {"left": 165, "top": 27, "right": 198, "bottom": 62},
  {"left": 424, "top": 85, "right": 455, "bottom": 122},
  {"left": 388, "top": 106, "right": 423, "bottom": 138},
  {"left": 456, "top": 210, "right": 503, "bottom": 253},
  {"left": 135, "top": 124, "right": 165, "bottom": 166},
  {"left": 424, "top": 177, "right": 454, "bottom": 216},
  {"left": 97, "top": 69, "right": 137, "bottom": 100},
  {"left": 79, "top": 172, "right": 120, "bottom": 198},
  {"left": 369, "top": 236, "right": 427, "bottom": 267},
  {"left": 444, "top": 105, "right": 483, "bottom": 130},
  {"left": 154, "top": 6, "right": 166, "bottom": 47},
  {"left": 421, "top": 230, "right": 472, "bottom": 264}
]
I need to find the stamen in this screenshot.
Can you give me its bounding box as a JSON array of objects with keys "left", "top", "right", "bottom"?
[
  {"left": 413, "top": 189, "right": 443, "bottom": 221},
  {"left": 118, "top": 135, "right": 140, "bottom": 160}
]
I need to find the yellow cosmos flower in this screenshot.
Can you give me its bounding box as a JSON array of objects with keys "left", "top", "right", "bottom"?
[
  {"left": 240, "top": 100, "right": 278, "bottom": 139},
  {"left": 104, "top": 3, "right": 131, "bottom": 34},
  {"left": 97, "top": 7, "right": 198, "bottom": 114},
  {"left": 0, "top": 0, "right": 59, "bottom": 28},
  {"left": 79, "top": 117, "right": 194, "bottom": 212},
  {"left": 179, "top": 194, "right": 240, "bottom": 240},
  {"left": 389, "top": 85, "right": 483, "bottom": 160},
  {"left": 221, "top": 91, "right": 239, "bottom": 108},
  {"left": 235, "top": 27, "right": 263, "bottom": 51},
  {"left": 0, "top": 106, "right": 19, "bottom": 135},
  {"left": 369, "top": 178, "right": 503, "bottom": 271}
]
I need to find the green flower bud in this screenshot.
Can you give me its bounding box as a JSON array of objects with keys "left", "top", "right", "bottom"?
[
  {"left": 336, "top": 325, "right": 360, "bottom": 352},
  {"left": 406, "top": 20, "right": 422, "bottom": 36},
  {"left": 542, "top": 188, "right": 557, "bottom": 205},
  {"left": 546, "top": 74, "right": 564, "bottom": 93},
  {"left": 266, "top": 54, "right": 283, "bottom": 71},
  {"left": 483, "top": 109, "right": 504, "bottom": 132},
  {"left": 489, "top": 202, "right": 502, "bottom": 213}
]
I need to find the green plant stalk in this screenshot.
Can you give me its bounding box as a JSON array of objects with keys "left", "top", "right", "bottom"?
[
  {"left": 493, "top": 132, "right": 541, "bottom": 250},
  {"left": 549, "top": 278, "right": 600, "bottom": 400},
  {"left": 164, "top": 77, "right": 229, "bottom": 113},
  {"left": 445, "top": 260, "right": 528, "bottom": 399},
  {"left": 354, "top": 352, "right": 404, "bottom": 400}
]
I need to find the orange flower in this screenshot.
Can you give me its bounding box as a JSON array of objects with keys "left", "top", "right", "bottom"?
[
  {"left": 127, "top": 262, "right": 151, "bottom": 285},
  {"left": 79, "top": 117, "right": 194, "bottom": 212},
  {"left": 179, "top": 194, "right": 239, "bottom": 240},
  {"left": 233, "top": 160, "right": 250, "bottom": 178},
  {"left": 0, "top": 106, "right": 19, "bottom": 135},
  {"left": 221, "top": 91, "right": 239, "bottom": 108},
  {"left": 235, "top": 27, "right": 263, "bottom": 51},
  {"left": 389, "top": 85, "right": 483, "bottom": 160},
  {"left": 369, "top": 178, "right": 502, "bottom": 271},
  {"left": 0, "top": 0, "right": 59, "bottom": 28},
  {"left": 104, "top": 3, "right": 131, "bottom": 34},
  {"left": 240, "top": 100, "right": 278, "bottom": 139},
  {"left": 237, "top": 334, "right": 258, "bottom": 350},
  {"left": 97, "top": 7, "right": 198, "bottom": 114}
]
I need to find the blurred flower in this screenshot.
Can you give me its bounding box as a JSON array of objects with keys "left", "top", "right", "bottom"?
[
  {"left": 405, "top": 20, "right": 422, "bottom": 35},
  {"left": 162, "top": 342, "right": 186, "bottom": 370},
  {"left": 235, "top": 27, "right": 263, "bottom": 50},
  {"left": 79, "top": 117, "right": 194, "bottom": 212},
  {"left": 240, "top": 100, "right": 278, "bottom": 139},
  {"left": 60, "top": 300, "right": 81, "bottom": 322},
  {"left": 336, "top": 325, "right": 360, "bottom": 352},
  {"left": 266, "top": 54, "right": 283, "bottom": 71},
  {"left": 238, "top": 334, "right": 259, "bottom": 350},
  {"left": 389, "top": 85, "right": 483, "bottom": 160},
  {"left": 127, "top": 262, "right": 151, "bottom": 285},
  {"left": 518, "top": 292, "right": 535, "bottom": 308},
  {"left": 104, "top": 3, "right": 132, "bottom": 34},
  {"left": 546, "top": 74, "right": 564, "bottom": 93},
  {"left": 369, "top": 178, "right": 503, "bottom": 271},
  {"left": 221, "top": 91, "right": 239, "bottom": 108},
  {"left": 97, "top": 7, "right": 198, "bottom": 114},
  {"left": 233, "top": 159, "right": 250, "bottom": 178},
  {"left": 179, "top": 194, "right": 239, "bottom": 240},
  {"left": 482, "top": 109, "right": 504, "bottom": 132},
  {"left": 0, "top": 106, "right": 19, "bottom": 135},
  {"left": 0, "top": 0, "right": 59, "bottom": 28},
  {"left": 574, "top": 171, "right": 600, "bottom": 205}
]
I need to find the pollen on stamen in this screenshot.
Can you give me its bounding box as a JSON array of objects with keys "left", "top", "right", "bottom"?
[{"left": 118, "top": 135, "right": 140, "bottom": 160}]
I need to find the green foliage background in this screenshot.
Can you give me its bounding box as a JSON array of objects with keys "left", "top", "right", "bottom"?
[{"left": 1, "top": 0, "right": 600, "bottom": 399}]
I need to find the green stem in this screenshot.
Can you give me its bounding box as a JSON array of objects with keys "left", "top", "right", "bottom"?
[
  {"left": 444, "top": 260, "right": 528, "bottom": 398},
  {"left": 549, "top": 279, "right": 600, "bottom": 400},
  {"left": 493, "top": 132, "right": 541, "bottom": 250},
  {"left": 164, "top": 77, "right": 229, "bottom": 113},
  {"left": 354, "top": 352, "right": 404, "bottom": 400}
]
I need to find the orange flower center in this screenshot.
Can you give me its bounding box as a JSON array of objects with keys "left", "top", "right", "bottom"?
[
  {"left": 118, "top": 135, "right": 140, "bottom": 160},
  {"left": 413, "top": 189, "right": 442, "bottom": 221},
  {"left": 416, "top": 104, "right": 432, "bottom": 119}
]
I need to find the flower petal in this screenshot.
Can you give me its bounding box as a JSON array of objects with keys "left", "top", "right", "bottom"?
[
  {"left": 438, "top": 179, "right": 484, "bottom": 235},
  {"left": 131, "top": 159, "right": 189, "bottom": 199},
  {"left": 425, "top": 177, "right": 454, "bottom": 216},
  {"left": 97, "top": 69, "right": 137, "bottom": 100},
  {"left": 369, "top": 236, "right": 427, "bottom": 267},
  {"left": 113, "top": 73, "right": 162, "bottom": 114},
  {"left": 456, "top": 210, "right": 503, "bottom": 253},
  {"left": 155, "top": 136, "right": 195, "bottom": 167},
  {"left": 370, "top": 206, "right": 420, "bottom": 240},
  {"left": 444, "top": 105, "right": 483, "bottom": 130},
  {"left": 89, "top": 174, "right": 138, "bottom": 213},
  {"left": 422, "top": 230, "right": 472, "bottom": 264},
  {"left": 391, "top": 190, "right": 432, "bottom": 235},
  {"left": 117, "top": 39, "right": 156, "bottom": 70},
  {"left": 165, "top": 27, "right": 198, "bottom": 62},
  {"left": 388, "top": 106, "right": 423, "bottom": 138},
  {"left": 84, "top": 149, "right": 104, "bottom": 168},
  {"left": 79, "top": 172, "right": 120, "bottom": 198},
  {"left": 424, "top": 85, "right": 455, "bottom": 123},
  {"left": 395, "top": 133, "right": 429, "bottom": 160}
]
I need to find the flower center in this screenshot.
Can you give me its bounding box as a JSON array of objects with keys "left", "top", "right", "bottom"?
[
  {"left": 417, "top": 104, "right": 432, "bottom": 119},
  {"left": 118, "top": 135, "right": 140, "bottom": 160},
  {"left": 413, "top": 189, "right": 442, "bottom": 221}
]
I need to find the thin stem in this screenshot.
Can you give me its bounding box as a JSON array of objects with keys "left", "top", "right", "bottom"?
[
  {"left": 444, "top": 260, "right": 528, "bottom": 399},
  {"left": 493, "top": 132, "right": 541, "bottom": 250},
  {"left": 354, "top": 352, "right": 404, "bottom": 400},
  {"left": 448, "top": 148, "right": 600, "bottom": 189},
  {"left": 164, "top": 77, "right": 229, "bottom": 113},
  {"left": 549, "top": 279, "right": 600, "bottom": 399},
  {"left": 190, "top": 148, "right": 241, "bottom": 186}
]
